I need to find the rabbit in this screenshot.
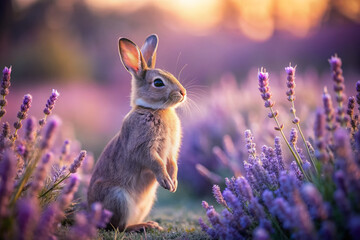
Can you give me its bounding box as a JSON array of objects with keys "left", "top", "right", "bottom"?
[{"left": 87, "top": 34, "right": 186, "bottom": 232}]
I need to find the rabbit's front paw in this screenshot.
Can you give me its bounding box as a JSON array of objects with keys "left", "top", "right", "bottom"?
[
  {"left": 156, "top": 173, "right": 175, "bottom": 192},
  {"left": 172, "top": 178, "right": 178, "bottom": 192}
]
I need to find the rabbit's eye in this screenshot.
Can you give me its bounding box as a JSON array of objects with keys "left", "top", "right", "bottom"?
[{"left": 153, "top": 78, "right": 165, "bottom": 87}]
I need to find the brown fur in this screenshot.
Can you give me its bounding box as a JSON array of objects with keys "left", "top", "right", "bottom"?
[{"left": 87, "top": 34, "right": 186, "bottom": 231}]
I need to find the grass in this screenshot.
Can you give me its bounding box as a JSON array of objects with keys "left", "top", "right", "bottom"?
[{"left": 98, "top": 187, "right": 211, "bottom": 240}]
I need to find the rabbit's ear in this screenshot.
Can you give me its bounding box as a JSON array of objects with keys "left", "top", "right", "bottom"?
[
  {"left": 119, "top": 38, "right": 146, "bottom": 75},
  {"left": 141, "top": 34, "right": 158, "bottom": 69}
]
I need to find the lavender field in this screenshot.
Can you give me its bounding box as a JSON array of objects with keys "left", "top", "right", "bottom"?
[{"left": 1, "top": 0, "right": 360, "bottom": 239}]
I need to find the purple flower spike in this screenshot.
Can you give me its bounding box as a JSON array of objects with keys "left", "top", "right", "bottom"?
[
  {"left": 253, "top": 227, "right": 270, "bottom": 240},
  {"left": 356, "top": 80, "right": 360, "bottom": 112},
  {"left": 39, "top": 89, "right": 60, "bottom": 126},
  {"left": 14, "top": 94, "right": 32, "bottom": 132},
  {"left": 212, "top": 185, "right": 228, "bottom": 208},
  {"left": 301, "top": 183, "right": 328, "bottom": 220},
  {"left": 322, "top": 87, "right": 337, "bottom": 132},
  {"left": 289, "top": 128, "right": 298, "bottom": 145},
  {"left": 319, "top": 221, "right": 337, "bottom": 240},
  {"left": 0, "top": 150, "right": 16, "bottom": 217},
  {"left": 0, "top": 66, "right": 12, "bottom": 118},
  {"left": 245, "top": 129, "right": 256, "bottom": 158},
  {"left": 272, "top": 197, "right": 293, "bottom": 229},
  {"left": 30, "top": 153, "right": 53, "bottom": 197},
  {"left": 285, "top": 64, "right": 296, "bottom": 102},
  {"left": 274, "top": 136, "right": 285, "bottom": 171},
  {"left": 69, "top": 150, "right": 87, "bottom": 173},
  {"left": 16, "top": 198, "right": 39, "bottom": 240},
  {"left": 25, "top": 116, "right": 36, "bottom": 142},
  {"left": 43, "top": 89, "right": 60, "bottom": 115},
  {"left": 59, "top": 175, "right": 79, "bottom": 210},
  {"left": 235, "top": 177, "right": 253, "bottom": 203},
  {"left": 350, "top": 216, "right": 360, "bottom": 239},
  {"left": 329, "top": 55, "right": 347, "bottom": 126},
  {"left": 40, "top": 117, "right": 60, "bottom": 150},
  {"left": 258, "top": 68, "right": 275, "bottom": 108}
]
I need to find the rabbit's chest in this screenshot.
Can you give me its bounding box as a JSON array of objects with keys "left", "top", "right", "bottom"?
[{"left": 148, "top": 112, "right": 181, "bottom": 157}]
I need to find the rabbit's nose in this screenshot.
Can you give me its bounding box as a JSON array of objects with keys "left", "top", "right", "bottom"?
[{"left": 180, "top": 89, "right": 186, "bottom": 97}]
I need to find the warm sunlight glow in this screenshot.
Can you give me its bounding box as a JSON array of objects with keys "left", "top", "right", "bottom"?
[
  {"left": 14, "top": 0, "right": 357, "bottom": 40},
  {"left": 233, "top": 0, "right": 274, "bottom": 42},
  {"left": 276, "top": 0, "right": 329, "bottom": 37}
]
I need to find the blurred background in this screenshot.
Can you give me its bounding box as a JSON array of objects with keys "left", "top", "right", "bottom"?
[{"left": 1, "top": 0, "right": 360, "bottom": 200}]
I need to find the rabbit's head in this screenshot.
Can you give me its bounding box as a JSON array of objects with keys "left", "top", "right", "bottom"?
[{"left": 119, "top": 34, "right": 186, "bottom": 109}]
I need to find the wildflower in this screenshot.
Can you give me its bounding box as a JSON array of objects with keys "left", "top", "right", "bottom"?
[
  {"left": 289, "top": 128, "right": 298, "bottom": 145},
  {"left": 323, "top": 87, "right": 337, "bottom": 132},
  {"left": 39, "top": 89, "right": 60, "bottom": 126},
  {"left": 274, "top": 136, "right": 285, "bottom": 171},
  {"left": 199, "top": 218, "right": 217, "bottom": 239},
  {"left": 329, "top": 55, "right": 347, "bottom": 126},
  {"left": 347, "top": 96, "right": 357, "bottom": 131},
  {"left": 319, "top": 221, "right": 337, "bottom": 240},
  {"left": 16, "top": 198, "right": 39, "bottom": 240},
  {"left": 0, "top": 150, "right": 16, "bottom": 217},
  {"left": 25, "top": 116, "right": 36, "bottom": 142},
  {"left": 0, "top": 66, "right": 12, "bottom": 118},
  {"left": 69, "top": 150, "right": 87, "bottom": 173},
  {"left": 29, "top": 153, "right": 53, "bottom": 197},
  {"left": 212, "top": 185, "right": 227, "bottom": 208},
  {"left": 356, "top": 80, "right": 360, "bottom": 112},
  {"left": 244, "top": 129, "right": 256, "bottom": 158},
  {"left": 272, "top": 197, "right": 293, "bottom": 229},
  {"left": 285, "top": 64, "right": 296, "bottom": 102},
  {"left": 0, "top": 122, "right": 10, "bottom": 150},
  {"left": 13, "top": 94, "right": 32, "bottom": 139},
  {"left": 61, "top": 139, "right": 70, "bottom": 156},
  {"left": 258, "top": 69, "right": 274, "bottom": 108},
  {"left": 301, "top": 183, "right": 328, "bottom": 220},
  {"left": 253, "top": 227, "right": 270, "bottom": 240},
  {"left": 35, "top": 204, "right": 59, "bottom": 239},
  {"left": 59, "top": 175, "right": 79, "bottom": 210},
  {"left": 235, "top": 177, "right": 253, "bottom": 203},
  {"left": 40, "top": 117, "right": 60, "bottom": 150}
]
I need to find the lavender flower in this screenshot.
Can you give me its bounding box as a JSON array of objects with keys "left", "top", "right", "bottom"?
[
  {"left": 13, "top": 94, "right": 32, "bottom": 138},
  {"left": 40, "top": 117, "right": 60, "bottom": 150},
  {"left": 323, "top": 87, "right": 337, "bottom": 132},
  {"left": 16, "top": 198, "right": 39, "bottom": 240},
  {"left": 301, "top": 183, "right": 328, "bottom": 220},
  {"left": 258, "top": 69, "right": 274, "bottom": 109},
  {"left": 61, "top": 139, "right": 70, "bottom": 156},
  {"left": 25, "top": 116, "right": 36, "bottom": 142},
  {"left": 35, "top": 204, "right": 59, "bottom": 239},
  {"left": 329, "top": 55, "right": 347, "bottom": 126},
  {"left": 245, "top": 129, "right": 256, "bottom": 158},
  {"left": 29, "top": 153, "right": 53, "bottom": 197},
  {"left": 285, "top": 64, "right": 296, "bottom": 102},
  {"left": 0, "top": 122, "right": 10, "bottom": 151},
  {"left": 289, "top": 128, "right": 298, "bottom": 145},
  {"left": 349, "top": 216, "right": 360, "bottom": 239},
  {"left": 272, "top": 197, "right": 293, "bottom": 229},
  {"left": 253, "top": 227, "right": 270, "bottom": 240},
  {"left": 356, "top": 80, "right": 360, "bottom": 112},
  {"left": 39, "top": 89, "right": 60, "bottom": 126},
  {"left": 59, "top": 175, "right": 79, "bottom": 210},
  {"left": 0, "top": 150, "right": 16, "bottom": 217},
  {"left": 212, "top": 185, "right": 228, "bottom": 208},
  {"left": 319, "top": 221, "right": 337, "bottom": 240},
  {"left": 274, "top": 136, "right": 285, "bottom": 171},
  {"left": 0, "top": 66, "right": 12, "bottom": 118},
  {"left": 235, "top": 177, "right": 253, "bottom": 203},
  {"left": 69, "top": 150, "right": 87, "bottom": 173}
]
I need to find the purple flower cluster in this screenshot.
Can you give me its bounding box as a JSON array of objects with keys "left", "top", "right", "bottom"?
[
  {"left": 200, "top": 55, "right": 360, "bottom": 240},
  {"left": 0, "top": 66, "right": 110, "bottom": 239},
  {"left": 39, "top": 89, "right": 60, "bottom": 126}
]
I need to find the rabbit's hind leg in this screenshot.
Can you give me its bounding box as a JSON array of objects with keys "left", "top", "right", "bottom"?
[{"left": 102, "top": 187, "right": 132, "bottom": 231}]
